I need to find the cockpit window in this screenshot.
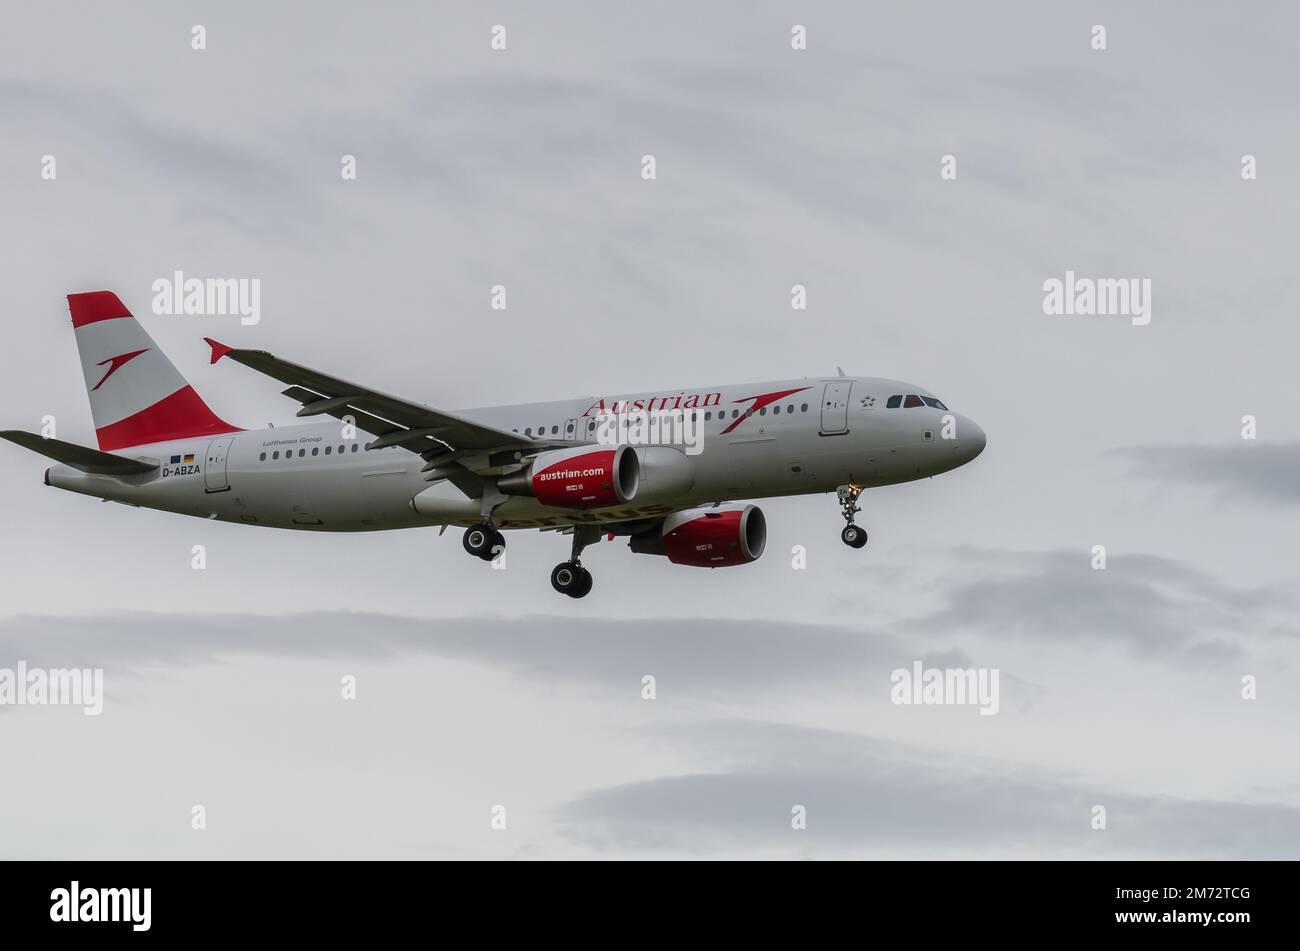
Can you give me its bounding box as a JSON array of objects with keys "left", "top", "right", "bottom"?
[{"left": 889, "top": 393, "right": 948, "bottom": 409}]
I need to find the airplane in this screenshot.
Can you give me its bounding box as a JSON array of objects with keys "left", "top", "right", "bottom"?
[{"left": 1, "top": 291, "right": 986, "bottom": 598}]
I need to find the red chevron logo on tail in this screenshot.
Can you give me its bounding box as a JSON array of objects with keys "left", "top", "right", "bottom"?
[{"left": 91, "top": 348, "right": 150, "bottom": 392}]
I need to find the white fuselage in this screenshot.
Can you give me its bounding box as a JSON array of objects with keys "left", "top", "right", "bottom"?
[{"left": 44, "top": 376, "right": 985, "bottom": 531}]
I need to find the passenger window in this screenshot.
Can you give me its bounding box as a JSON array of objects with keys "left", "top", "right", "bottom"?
[
  {"left": 801, "top": 403, "right": 808, "bottom": 412},
  {"left": 552, "top": 425, "right": 558, "bottom": 434},
  {"left": 259, "top": 452, "right": 266, "bottom": 461},
  {"left": 351, "top": 444, "right": 358, "bottom": 452},
  {"left": 299, "top": 449, "right": 306, "bottom": 457},
  {"left": 325, "top": 446, "right": 331, "bottom": 454},
  {"left": 887, "top": 395, "right": 902, "bottom": 408},
  {"left": 705, "top": 412, "right": 711, "bottom": 421},
  {"left": 904, "top": 395, "right": 924, "bottom": 408},
  {"left": 525, "top": 428, "right": 532, "bottom": 436},
  {"left": 759, "top": 407, "right": 766, "bottom": 416},
  {"left": 272, "top": 451, "right": 279, "bottom": 460},
  {"left": 312, "top": 447, "right": 319, "bottom": 456}
]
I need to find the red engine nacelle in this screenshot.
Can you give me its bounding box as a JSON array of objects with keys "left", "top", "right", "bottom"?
[
  {"left": 499, "top": 445, "right": 639, "bottom": 510},
  {"left": 632, "top": 504, "right": 766, "bottom": 567}
]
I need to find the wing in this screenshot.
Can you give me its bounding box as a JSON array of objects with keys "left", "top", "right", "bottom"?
[{"left": 204, "top": 339, "right": 563, "bottom": 497}]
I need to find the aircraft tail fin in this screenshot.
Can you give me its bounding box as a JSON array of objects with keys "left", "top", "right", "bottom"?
[{"left": 66, "top": 291, "right": 240, "bottom": 451}]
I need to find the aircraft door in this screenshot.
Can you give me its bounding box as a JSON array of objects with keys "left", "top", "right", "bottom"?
[
  {"left": 204, "top": 437, "right": 234, "bottom": 492},
  {"left": 819, "top": 381, "right": 852, "bottom": 435}
]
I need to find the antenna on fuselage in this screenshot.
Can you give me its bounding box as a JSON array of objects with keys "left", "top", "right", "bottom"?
[{"left": 835, "top": 366, "right": 846, "bottom": 377}]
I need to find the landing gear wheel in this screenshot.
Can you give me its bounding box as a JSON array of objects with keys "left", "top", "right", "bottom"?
[
  {"left": 464, "top": 524, "right": 504, "bottom": 561},
  {"left": 551, "top": 562, "right": 593, "bottom": 598},
  {"left": 481, "top": 528, "right": 505, "bottom": 561},
  {"left": 837, "top": 483, "right": 867, "bottom": 549}
]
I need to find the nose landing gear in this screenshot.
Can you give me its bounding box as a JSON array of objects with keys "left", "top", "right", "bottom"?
[
  {"left": 841, "top": 524, "right": 867, "bottom": 548},
  {"left": 837, "top": 484, "right": 868, "bottom": 548}
]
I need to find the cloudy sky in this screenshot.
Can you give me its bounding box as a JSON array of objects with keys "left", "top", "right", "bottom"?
[{"left": 2, "top": 2, "right": 1299, "bottom": 858}]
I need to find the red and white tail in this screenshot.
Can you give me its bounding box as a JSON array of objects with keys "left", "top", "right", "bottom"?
[{"left": 67, "top": 291, "right": 240, "bottom": 451}]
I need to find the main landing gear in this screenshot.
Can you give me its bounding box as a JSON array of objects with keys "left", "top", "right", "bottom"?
[
  {"left": 463, "top": 522, "right": 504, "bottom": 561},
  {"left": 551, "top": 561, "right": 593, "bottom": 599},
  {"left": 838, "top": 484, "right": 868, "bottom": 549},
  {"left": 551, "top": 524, "right": 601, "bottom": 599},
  {"left": 462, "top": 519, "right": 597, "bottom": 598}
]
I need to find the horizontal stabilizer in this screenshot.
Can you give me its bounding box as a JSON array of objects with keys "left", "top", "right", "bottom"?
[{"left": 0, "top": 430, "right": 158, "bottom": 475}]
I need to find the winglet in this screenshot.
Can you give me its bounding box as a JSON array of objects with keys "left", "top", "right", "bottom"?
[{"left": 204, "top": 337, "right": 233, "bottom": 364}]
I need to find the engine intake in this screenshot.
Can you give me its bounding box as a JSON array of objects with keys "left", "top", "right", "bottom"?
[
  {"left": 631, "top": 504, "right": 766, "bottom": 567},
  {"left": 499, "top": 445, "right": 639, "bottom": 510}
]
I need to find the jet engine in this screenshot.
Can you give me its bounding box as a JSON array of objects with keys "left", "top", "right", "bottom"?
[
  {"left": 630, "top": 503, "right": 766, "bottom": 567},
  {"left": 498, "top": 445, "right": 639, "bottom": 510}
]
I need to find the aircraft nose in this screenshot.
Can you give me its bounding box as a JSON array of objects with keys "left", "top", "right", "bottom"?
[
  {"left": 944, "top": 415, "right": 984, "bottom": 466},
  {"left": 962, "top": 417, "right": 986, "bottom": 461}
]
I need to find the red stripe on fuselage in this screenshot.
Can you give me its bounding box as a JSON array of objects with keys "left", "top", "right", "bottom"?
[
  {"left": 718, "top": 386, "right": 811, "bottom": 435},
  {"left": 95, "top": 386, "right": 242, "bottom": 451}
]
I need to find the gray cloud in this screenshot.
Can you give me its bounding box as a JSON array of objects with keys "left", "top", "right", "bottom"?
[
  {"left": 1118, "top": 443, "right": 1300, "bottom": 505},
  {"left": 557, "top": 719, "right": 1300, "bottom": 858},
  {"left": 6, "top": 542, "right": 1285, "bottom": 691},
  {"left": 0, "top": 78, "right": 327, "bottom": 241},
  {"left": 909, "top": 548, "right": 1297, "bottom": 663},
  {"left": 0, "top": 611, "right": 914, "bottom": 694}
]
